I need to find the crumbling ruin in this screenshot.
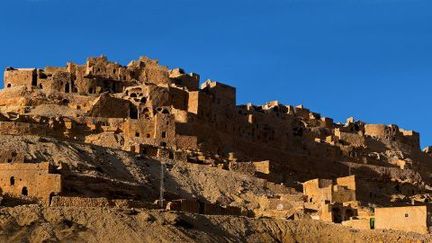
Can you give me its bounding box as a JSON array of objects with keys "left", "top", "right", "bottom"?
[
  {"left": 1, "top": 56, "right": 432, "bottom": 236},
  {"left": 0, "top": 162, "right": 61, "bottom": 205}
]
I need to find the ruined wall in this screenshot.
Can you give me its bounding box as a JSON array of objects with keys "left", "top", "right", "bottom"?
[
  {"left": 303, "top": 176, "right": 357, "bottom": 205},
  {"left": 400, "top": 129, "right": 420, "bottom": 149},
  {"left": 127, "top": 56, "right": 171, "bottom": 86},
  {"left": 342, "top": 218, "right": 371, "bottom": 230},
  {"left": 255, "top": 193, "right": 304, "bottom": 219},
  {"left": 0, "top": 150, "right": 25, "bottom": 164},
  {"left": 0, "top": 162, "right": 61, "bottom": 205},
  {"left": 187, "top": 91, "right": 200, "bottom": 115},
  {"left": 37, "top": 70, "right": 72, "bottom": 93},
  {"left": 50, "top": 196, "right": 153, "bottom": 208},
  {"left": 320, "top": 203, "right": 357, "bottom": 223},
  {"left": 123, "top": 112, "right": 176, "bottom": 149},
  {"left": 169, "top": 87, "right": 189, "bottom": 111},
  {"left": 336, "top": 175, "right": 356, "bottom": 191},
  {"left": 166, "top": 199, "right": 200, "bottom": 214},
  {"left": 365, "top": 124, "right": 420, "bottom": 149},
  {"left": 0, "top": 121, "right": 65, "bottom": 137},
  {"left": 332, "top": 186, "right": 356, "bottom": 203},
  {"left": 334, "top": 129, "right": 365, "bottom": 147},
  {"left": 86, "top": 56, "right": 130, "bottom": 81},
  {"left": 154, "top": 113, "right": 175, "bottom": 147},
  {"left": 253, "top": 160, "right": 271, "bottom": 175},
  {"left": 303, "top": 178, "right": 333, "bottom": 204},
  {"left": 9, "top": 56, "right": 131, "bottom": 95},
  {"left": 365, "top": 124, "right": 393, "bottom": 139},
  {"left": 228, "top": 160, "right": 271, "bottom": 176},
  {"left": 124, "top": 118, "right": 156, "bottom": 147},
  {"left": 88, "top": 94, "right": 132, "bottom": 118},
  {"left": 4, "top": 68, "right": 36, "bottom": 88},
  {"left": 169, "top": 68, "right": 199, "bottom": 91}
]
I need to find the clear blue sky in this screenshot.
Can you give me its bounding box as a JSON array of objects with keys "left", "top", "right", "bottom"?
[{"left": 1, "top": 0, "right": 431, "bottom": 147}]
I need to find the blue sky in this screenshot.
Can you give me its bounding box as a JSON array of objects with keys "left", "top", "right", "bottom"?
[{"left": 1, "top": 0, "right": 431, "bottom": 146}]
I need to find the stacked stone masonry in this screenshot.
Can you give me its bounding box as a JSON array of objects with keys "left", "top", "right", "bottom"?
[{"left": 2, "top": 56, "right": 432, "bottom": 234}]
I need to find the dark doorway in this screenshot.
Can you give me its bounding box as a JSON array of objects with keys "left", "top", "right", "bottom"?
[
  {"left": 345, "top": 209, "right": 354, "bottom": 221},
  {"left": 332, "top": 207, "right": 342, "bottom": 223},
  {"left": 22, "top": 187, "right": 28, "bottom": 196},
  {"left": 65, "top": 83, "right": 70, "bottom": 93},
  {"left": 130, "top": 105, "right": 138, "bottom": 119}
]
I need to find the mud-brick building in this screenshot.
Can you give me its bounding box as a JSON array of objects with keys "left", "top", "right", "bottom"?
[
  {"left": 303, "top": 175, "right": 357, "bottom": 205},
  {"left": 0, "top": 162, "right": 62, "bottom": 205},
  {"left": 3, "top": 68, "right": 37, "bottom": 88},
  {"left": 303, "top": 175, "right": 359, "bottom": 223},
  {"left": 304, "top": 176, "right": 431, "bottom": 234},
  {"left": 375, "top": 206, "right": 430, "bottom": 234}
]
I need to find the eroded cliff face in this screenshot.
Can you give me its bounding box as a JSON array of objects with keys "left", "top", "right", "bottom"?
[{"left": 1, "top": 56, "right": 432, "bottom": 241}]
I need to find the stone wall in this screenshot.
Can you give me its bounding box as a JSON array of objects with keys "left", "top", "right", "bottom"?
[
  {"left": 365, "top": 124, "right": 420, "bottom": 149},
  {"left": 164, "top": 198, "right": 242, "bottom": 216},
  {"left": 0, "top": 162, "right": 61, "bottom": 205},
  {"left": 50, "top": 196, "right": 154, "bottom": 208},
  {"left": 303, "top": 176, "right": 357, "bottom": 206},
  {"left": 342, "top": 218, "right": 371, "bottom": 230},
  {"left": 4, "top": 68, "right": 36, "bottom": 88},
  {"left": 88, "top": 94, "right": 132, "bottom": 118},
  {"left": 375, "top": 206, "right": 428, "bottom": 234}
]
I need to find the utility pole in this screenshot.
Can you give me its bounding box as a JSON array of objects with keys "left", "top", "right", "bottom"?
[{"left": 159, "top": 162, "right": 165, "bottom": 208}]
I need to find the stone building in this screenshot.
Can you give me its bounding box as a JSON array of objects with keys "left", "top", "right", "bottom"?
[
  {"left": 304, "top": 175, "right": 431, "bottom": 234},
  {"left": 303, "top": 175, "right": 357, "bottom": 205},
  {"left": 303, "top": 175, "right": 359, "bottom": 223},
  {"left": 0, "top": 162, "right": 62, "bottom": 205},
  {"left": 4, "top": 68, "right": 37, "bottom": 88},
  {"left": 374, "top": 206, "right": 429, "bottom": 234}
]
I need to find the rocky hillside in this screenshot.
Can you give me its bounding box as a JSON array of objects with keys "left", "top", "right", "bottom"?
[{"left": 0, "top": 205, "right": 431, "bottom": 243}]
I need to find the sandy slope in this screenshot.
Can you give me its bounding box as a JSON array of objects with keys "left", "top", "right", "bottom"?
[
  {"left": 0, "top": 134, "right": 431, "bottom": 242},
  {"left": 0, "top": 205, "right": 430, "bottom": 243}
]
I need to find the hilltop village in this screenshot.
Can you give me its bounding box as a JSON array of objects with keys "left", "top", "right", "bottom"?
[{"left": 1, "top": 56, "right": 432, "bottom": 237}]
